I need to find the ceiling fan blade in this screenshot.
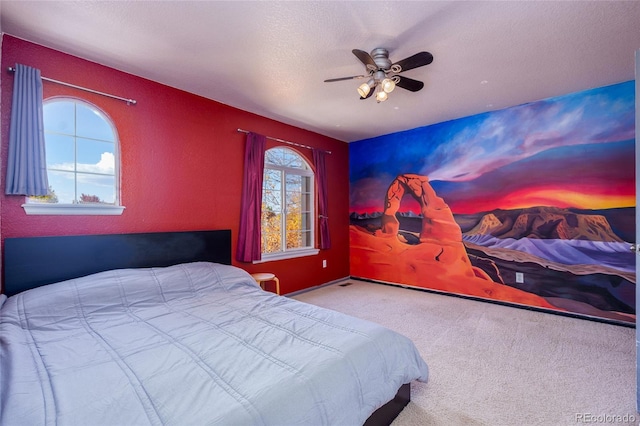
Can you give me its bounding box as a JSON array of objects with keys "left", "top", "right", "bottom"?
[
  {"left": 352, "top": 49, "right": 377, "bottom": 69},
  {"left": 395, "top": 75, "right": 424, "bottom": 92},
  {"left": 324, "top": 75, "right": 368, "bottom": 83},
  {"left": 392, "top": 52, "right": 434, "bottom": 72}
]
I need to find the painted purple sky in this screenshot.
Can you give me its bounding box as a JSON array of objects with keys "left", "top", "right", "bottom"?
[{"left": 349, "top": 81, "right": 635, "bottom": 214}]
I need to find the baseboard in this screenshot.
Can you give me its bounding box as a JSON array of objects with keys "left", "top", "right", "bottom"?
[
  {"left": 350, "top": 276, "right": 636, "bottom": 329},
  {"left": 285, "top": 276, "right": 350, "bottom": 298}
]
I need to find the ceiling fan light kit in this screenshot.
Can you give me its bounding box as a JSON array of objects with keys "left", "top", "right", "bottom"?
[
  {"left": 358, "top": 79, "right": 374, "bottom": 97},
  {"left": 375, "top": 87, "right": 388, "bottom": 102},
  {"left": 381, "top": 78, "right": 396, "bottom": 94},
  {"left": 325, "top": 47, "right": 433, "bottom": 103}
]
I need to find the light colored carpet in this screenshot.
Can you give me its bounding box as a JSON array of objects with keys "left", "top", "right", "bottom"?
[{"left": 292, "top": 280, "right": 637, "bottom": 426}]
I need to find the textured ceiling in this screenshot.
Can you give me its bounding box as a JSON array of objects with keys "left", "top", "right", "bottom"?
[{"left": 2, "top": 1, "right": 640, "bottom": 142}]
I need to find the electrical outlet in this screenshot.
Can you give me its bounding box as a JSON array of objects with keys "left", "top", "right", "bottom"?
[
  {"left": 322, "top": 259, "right": 327, "bottom": 268},
  {"left": 515, "top": 272, "right": 524, "bottom": 283}
]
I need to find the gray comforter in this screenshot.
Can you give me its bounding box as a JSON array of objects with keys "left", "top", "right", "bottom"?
[{"left": 0, "top": 262, "right": 428, "bottom": 425}]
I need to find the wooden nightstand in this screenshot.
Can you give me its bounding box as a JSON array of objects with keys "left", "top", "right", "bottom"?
[{"left": 251, "top": 273, "right": 280, "bottom": 295}]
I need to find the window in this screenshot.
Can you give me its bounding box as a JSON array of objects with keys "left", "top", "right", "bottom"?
[
  {"left": 24, "top": 98, "right": 124, "bottom": 215},
  {"left": 261, "top": 147, "right": 318, "bottom": 261}
]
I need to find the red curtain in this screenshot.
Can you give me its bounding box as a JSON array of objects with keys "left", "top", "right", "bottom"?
[
  {"left": 236, "top": 132, "right": 266, "bottom": 262},
  {"left": 313, "top": 149, "right": 331, "bottom": 250}
]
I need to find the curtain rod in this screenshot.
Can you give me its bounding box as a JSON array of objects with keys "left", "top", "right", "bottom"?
[
  {"left": 7, "top": 66, "right": 137, "bottom": 105},
  {"left": 237, "top": 128, "right": 331, "bottom": 154}
]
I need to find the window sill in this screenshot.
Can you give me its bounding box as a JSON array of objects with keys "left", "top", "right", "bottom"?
[
  {"left": 254, "top": 248, "right": 320, "bottom": 263},
  {"left": 22, "top": 203, "right": 125, "bottom": 216}
]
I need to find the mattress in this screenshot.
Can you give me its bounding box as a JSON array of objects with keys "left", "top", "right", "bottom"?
[{"left": 0, "top": 262, "right": 428, "bottom": 425}]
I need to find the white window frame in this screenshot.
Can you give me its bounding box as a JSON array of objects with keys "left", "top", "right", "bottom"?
[
  {"left": 23, "top": 97, "right": 124, "bottom": 216},
  {"left": 257, "top": 147, "right": 319, "bottom": 263}
]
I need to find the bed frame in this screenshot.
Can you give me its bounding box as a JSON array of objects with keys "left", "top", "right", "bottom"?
[
  {"left": 3, "top": 229, "right": 232, "bottom": 297},
  {"left": 2, "top": 229, "right": 410, "bottom": 425}
]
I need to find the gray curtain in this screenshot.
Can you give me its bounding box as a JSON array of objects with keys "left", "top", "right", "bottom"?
[{"left": 5, "top": 63, "right": 48, "bottom": 195}]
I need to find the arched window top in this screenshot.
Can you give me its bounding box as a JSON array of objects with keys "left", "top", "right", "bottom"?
[
  {"left": 44, "top": 98, "right": 117, "bottom": 142},
  {"left": 265, "top": 147, "right": 311, "bottom": 171}
]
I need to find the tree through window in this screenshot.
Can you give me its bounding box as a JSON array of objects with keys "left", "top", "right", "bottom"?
[{"left": 261, "top": 147, "right": 315, "bottom": 259}]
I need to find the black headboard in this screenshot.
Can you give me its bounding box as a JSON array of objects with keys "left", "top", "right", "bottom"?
[{"left": 3, "top": 229, "right": 232, "bottom": 297}]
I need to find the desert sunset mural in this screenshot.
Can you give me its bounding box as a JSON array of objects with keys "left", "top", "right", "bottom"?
[{"left": 349, "top": 81, "right": 635, "bottom": 324}]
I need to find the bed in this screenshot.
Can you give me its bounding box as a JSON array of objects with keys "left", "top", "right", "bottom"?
[{"left": 1, "top": 230, "right": 429, "bottom": 425}]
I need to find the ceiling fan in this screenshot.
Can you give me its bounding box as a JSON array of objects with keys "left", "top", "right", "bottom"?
[{"left": 324, "top": 48, "right": 434, "bottom": 103}]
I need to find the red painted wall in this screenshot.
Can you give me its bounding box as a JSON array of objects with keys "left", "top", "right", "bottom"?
[{"left": 0, "top": 35, "right": 350, "bottom": 294}]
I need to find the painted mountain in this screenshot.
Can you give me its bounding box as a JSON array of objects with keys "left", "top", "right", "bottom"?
[
  {"left": 350, "top": 205, "right": 635, "bottom": 323},
  {"left": 459, "top": 207, "right": 635, "bottom": 319},
  {"left": 349, "top": 175, "right": 561, "bottom": 313}
]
